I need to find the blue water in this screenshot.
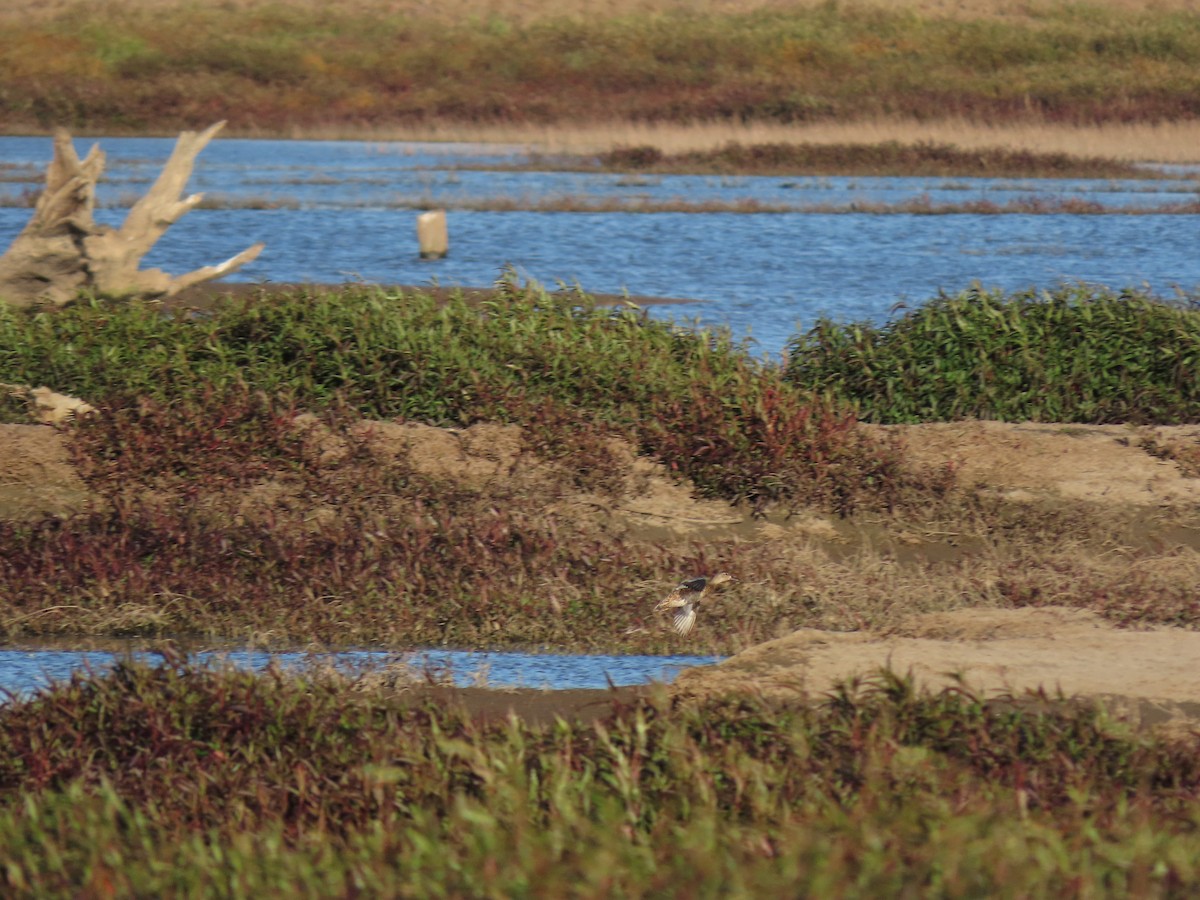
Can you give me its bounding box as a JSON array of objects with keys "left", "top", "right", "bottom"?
[
  {"left": 0, "top": 647, "right": 724, "bottom": 699},
  {"left": 3, "top": 135, "right": 1200, "bottom": 356}
]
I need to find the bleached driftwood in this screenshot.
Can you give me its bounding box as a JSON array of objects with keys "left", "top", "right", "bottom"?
[
  {"left": 0, "top": 121, "right": 264, "bottom": 308},
  {"left": 1, "top": 383, "right": 96, "bottom": 425}
]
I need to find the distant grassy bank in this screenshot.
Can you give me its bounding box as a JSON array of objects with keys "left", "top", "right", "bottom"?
[{"left": 5, "top": 0, "right": 1200, "bottom": 139}]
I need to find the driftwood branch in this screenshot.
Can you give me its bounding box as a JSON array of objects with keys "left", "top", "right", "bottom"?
[{"left": 0, "top": 122, "right": 264, "bottom": 308}]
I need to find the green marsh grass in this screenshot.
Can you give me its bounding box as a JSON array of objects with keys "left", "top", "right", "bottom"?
[
  {"left": 0, "top": 280, "right": 920, "bottom": 513},
  {"left": 1, "top": 660, "right": 1199, "bottom": 896},
  {"left": 786, "top": 284, "right": 1200, "bottom": 424}
]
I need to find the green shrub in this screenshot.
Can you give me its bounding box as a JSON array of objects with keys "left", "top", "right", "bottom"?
[{"left": 786, "top": 285, "right": 1200, "bottom": 424}]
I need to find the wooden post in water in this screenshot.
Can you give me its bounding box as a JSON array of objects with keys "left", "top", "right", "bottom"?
[{"left": 417, "top": 210, "right": 448, "bottom": 259}]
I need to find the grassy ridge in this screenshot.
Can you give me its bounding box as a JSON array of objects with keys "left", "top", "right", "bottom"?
[
  {"left": 1, "top": 660, "right": 1199, "bottom": 896},
  {"left": 6, "top": 2, "right": 1200, "bottom": 133},
  {"left": 786, "top": 285, "right": 1200, "bottom": 424}
]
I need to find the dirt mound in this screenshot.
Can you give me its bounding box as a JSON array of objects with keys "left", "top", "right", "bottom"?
[
  {"left": 673, "top": 606, "right": 1200, "bottom": 730},
  {"left": 874, "top": 420, "right": 1200, "bottom": 506},
  {"left": 355, "top": 418, "right": 755, "bottom": 539},
  {"left": 0, "top": 424, "right": 91, "bottom": 520},
  {"left": 360, "top": 420, "right": 529, "bottom": 486}
]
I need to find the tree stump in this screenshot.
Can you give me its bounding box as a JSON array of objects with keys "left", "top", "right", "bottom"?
[{"left": 0, "top": 121, "right": 265, "bottom": 308}]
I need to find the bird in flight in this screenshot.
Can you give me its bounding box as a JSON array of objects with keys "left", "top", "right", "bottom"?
[{"left": 654, "top": 572, "right": 736, "bottom": 635}]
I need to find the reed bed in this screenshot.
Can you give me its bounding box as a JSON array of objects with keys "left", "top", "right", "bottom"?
[
  {"left": 590, "top": 141, "right": 1150, "bottom": 179},
  {"left": 1, "top": 660, "right": 1198, "bottom": 896}
]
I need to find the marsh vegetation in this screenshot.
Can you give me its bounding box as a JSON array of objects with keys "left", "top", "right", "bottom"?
[
  {"left": 2, "top": 282, "right": 1199, "bottom": 654},
  {"left": 1, "top": 659, "right": 1199, "bottom": 896},
  {"left": 7, "top": 0, "right": 1200, "bottom": 154},
  {"left": 5, "top": 1, "right": 1200, "bottom": 890},
  {"left": 1, "top": 278, "right": 1199, "bottom": 895}
]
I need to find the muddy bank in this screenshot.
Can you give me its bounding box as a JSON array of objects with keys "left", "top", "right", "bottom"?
[{"left": 673, "top": 606, "right": 1200, "bottom": 731}]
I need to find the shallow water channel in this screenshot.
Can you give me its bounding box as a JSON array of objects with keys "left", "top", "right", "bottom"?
[{"left": 0, "top": 647, "right": 725, "bottom": 700}]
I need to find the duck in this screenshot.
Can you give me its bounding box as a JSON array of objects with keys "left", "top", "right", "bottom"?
[{"left": 654, "top": 572, "right": 736, "bottom": 635}]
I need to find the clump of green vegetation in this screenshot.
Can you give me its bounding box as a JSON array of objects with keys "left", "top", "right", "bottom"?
[
  {"left": 6, "top": 1, "right": 1200, "bottom": 132},
  {"left": 597, "top": 141, "right": 1145, "bottom": 179},
  {"left": 1, "top": 660, "right": 1198, "bottom": 896},
  {"left": 786, "top": 285, "right": 1200, "bottom": 424}
]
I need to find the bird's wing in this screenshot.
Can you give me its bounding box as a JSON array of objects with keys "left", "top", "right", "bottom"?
[
  {"left": 656, "top": 587, "right": 687, "bottom": 611},
  {"left": 655, "top": 592, "right": 683, "bottom": 611},
  {"left": 656, "top": 576, "right": 706, "bottom": 611},
  {"left": 672, "top": 603, "right": 697, "bottom": 635}
]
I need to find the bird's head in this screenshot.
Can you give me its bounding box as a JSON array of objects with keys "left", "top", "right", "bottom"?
[{"left": 710, "top": 572, "right": 736, "bottom": 590}]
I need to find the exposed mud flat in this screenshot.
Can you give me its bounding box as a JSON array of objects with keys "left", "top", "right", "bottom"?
[
  {"left": 673, "top": 606, "right": 1200, "bottom": 732},
  {"left": 881, "top": 420, "right": 1200, "bottom": 507}
]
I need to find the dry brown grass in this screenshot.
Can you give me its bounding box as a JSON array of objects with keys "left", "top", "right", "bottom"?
[
  {"left": 12, "top": 0, "right": 1200, "bottom": 151},
  {"left": 257, "top": 118, "right": 1200, "bottom": 164}
]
